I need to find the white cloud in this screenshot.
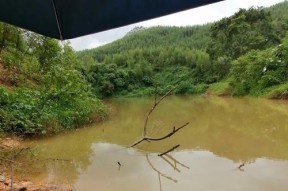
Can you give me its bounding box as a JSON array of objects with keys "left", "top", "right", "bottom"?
[{"left": 70, "top": 0, "right": 285, "bottom": 51}]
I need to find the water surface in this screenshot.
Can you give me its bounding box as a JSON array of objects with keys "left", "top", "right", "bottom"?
[{"left": 13, "top": 96, "right": 288, "bottom": 190}]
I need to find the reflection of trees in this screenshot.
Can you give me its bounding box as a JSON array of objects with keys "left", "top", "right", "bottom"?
[
  {"left": 146, "top": 154, "right": 190, "bottom": 191},
  {"left": 139, "top": 96, "right": 288, "bottom": 162}
]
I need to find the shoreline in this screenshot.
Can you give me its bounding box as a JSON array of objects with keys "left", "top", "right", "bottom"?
[{"left": 0, "top": 137, "right": 72, "bottom": 191}]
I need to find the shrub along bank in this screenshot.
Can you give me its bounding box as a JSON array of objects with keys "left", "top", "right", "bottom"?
[{"left": 0, "top": 24, "right": 106, "bottom": 136}]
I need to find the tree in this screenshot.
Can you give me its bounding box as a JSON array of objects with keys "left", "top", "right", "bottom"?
[{"left": 208, "top": 7, "right": 279, "bottom": 60}]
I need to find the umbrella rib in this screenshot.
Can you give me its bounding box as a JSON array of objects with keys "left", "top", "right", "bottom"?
[{"left": 50, "top": 0, "right": 63, "bottom": 40}]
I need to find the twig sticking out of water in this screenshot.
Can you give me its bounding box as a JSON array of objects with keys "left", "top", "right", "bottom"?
[
  {"left": 131, "top": 123, "right": 188, "bottom": 147},
  {"left": 143, "top": 88, "right": 173, "bottom": 137},
  {"left": 238, "top": 163, "right": 245, "bottom": 171},
  {"left": 158, "top": 145, "right": 180, "bottom": 157},
  {"left": 117, "top": 161, "right": 122, "bottom": 171}
]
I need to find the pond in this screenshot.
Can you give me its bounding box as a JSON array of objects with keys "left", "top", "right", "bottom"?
[{"left": 12, "top": 96, "right": 288, "bottom": 190}]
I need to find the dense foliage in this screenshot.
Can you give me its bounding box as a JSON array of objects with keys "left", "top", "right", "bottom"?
[
  {"left": 208, "top": 8, "right": 279, "bottom": 59},
  {"left": 0, "top": 24, "right": 106, "bottom": 136},
  {"left": 229, "top": 36, "right": 288, "bottom": 97},
  {"left": 78, "top": 2, "right": 288, "bottom": 98}
]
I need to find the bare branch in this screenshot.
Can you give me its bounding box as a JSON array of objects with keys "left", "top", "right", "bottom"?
[
  {"left": 158, "top": 145, "right": 180, "bottom": 157},
  {"left": 143, "top": 89, "right": 173, "bottom": 136},
  {"left": 146, "top": 122, "right": 189, "bottom": 141},
  {"left": 131, "top": 122, "right": 189, "bottom": 147},
  {"left": 130, "top": 138, "right": 146, "bottom": 147}
]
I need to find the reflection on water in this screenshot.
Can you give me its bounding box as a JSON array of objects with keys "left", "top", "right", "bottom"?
[
  {"left": 15, "top": 96, "right": 288, "bottom": 190},
  {"left": 72, "top": 143, "right": 288, "bottom": 191}
]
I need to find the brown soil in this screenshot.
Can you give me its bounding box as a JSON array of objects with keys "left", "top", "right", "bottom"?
[
  {"left": 0, "top": 179, "right": 72, "bottom": 191},
  {"left": 0, "top": 63, "right": 14, "bottom": 87}
]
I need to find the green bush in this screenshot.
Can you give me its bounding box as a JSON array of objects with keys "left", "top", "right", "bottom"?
[
  {"left": 175, "top": 81, "right": 192, "bottom": 94},
  {"left": 0, "top": 85, "right": 106, "bottom": 135},
  {"left": 208, "top": 82, "right": 231, "bottom": 96},
  {"left": 0, "top": 47, "right": 22, "bottom": 69},
  {"left": 0, "top": 29, "right": 107, "bottom": 136}
]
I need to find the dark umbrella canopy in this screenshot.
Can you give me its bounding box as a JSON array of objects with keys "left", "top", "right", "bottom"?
[{"left": 0, "top": 0, "right": 222, "bottom": 40}]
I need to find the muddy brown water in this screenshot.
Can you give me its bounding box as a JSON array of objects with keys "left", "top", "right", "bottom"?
[{"left": 10, "top": 96, "right": 288, "bottom": 190}]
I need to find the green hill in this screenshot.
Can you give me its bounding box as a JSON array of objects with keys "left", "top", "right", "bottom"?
[
  {"left": 78, "top": 24, "right": 211, "bottom": 62},
  {"left": 77, "top": 1, "right": 288, "bottom": 98}
]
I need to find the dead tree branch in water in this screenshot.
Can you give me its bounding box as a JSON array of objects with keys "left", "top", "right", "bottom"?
[
  {"left": 131, "top": 123, "right": 189, "bottom": 147},
  {"left": 143, "top": 88, "right": 173, "bottom": 136},
  {"left": 131, "top": 87, "right": 189, "bottom": 164},
  {"left": 158, "top": 145, "right": 180, "bottom": 157}
]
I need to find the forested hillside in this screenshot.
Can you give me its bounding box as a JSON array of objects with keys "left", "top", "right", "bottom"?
[
  {"left": 78, "top": 24, "right": 211, "bottom": 62},
  {"left": 0, "top": 24, "right": 106, "bottom": 136},
  {"left": 78, "top": 1, "right": 288, "bottom": 98}
]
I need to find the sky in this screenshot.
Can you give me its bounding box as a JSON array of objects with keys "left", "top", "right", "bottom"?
[{"left": 69, "top": 0, "right": 285, "bottom": 51}]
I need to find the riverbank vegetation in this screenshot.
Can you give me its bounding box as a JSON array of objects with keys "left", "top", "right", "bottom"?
[
  {"left": 78, "top": 2, "right": 288, "bottom": 99},
  {"left": 0, "top": 26, "right": 106, "bottom": 136}
]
